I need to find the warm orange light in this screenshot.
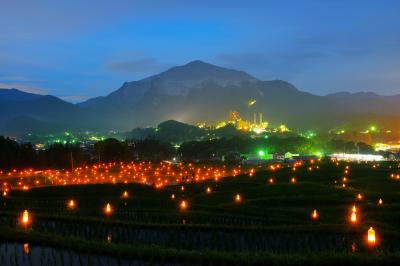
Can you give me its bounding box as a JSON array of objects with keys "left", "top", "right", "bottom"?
[
  {"left": 235, "top": 193, "right": 241, "bottom": 202},
  {"left": 378, "top": 198, "right": 383, "bottom": 205},
  {"left": 352, "top": 205, "right": 357, "bottom": 213},
  {"left": 104, "top": 203, "right": 112, "bottom": 215},
  {"left": 357, "top": 193, "right": 363, "bottom": 200},
  {"left": 23, "top": 243, "right": 30, "bottom": 254},
  {"left": 291, "top": 177, "right": 296, "bottom": 183},
  {"left": 269, "top": 178, "right": 274, "bottom": 184},
  {"left": 311, "top": 209, "right": 318, "bottom": 220},
  {"left": 180, "top": 200, "right": 187, "bottom": 210},
  {"left": 350, "top": 211, "right": 357, "bottom": 224},
  {"left": 367, "top": 227, "right": 376, "bottom": 245},
  {"left": 122, "top": 191, "right": 128, "bottom": 198},
  {"left": 22, "top": 210, "right": 29, "bottom": 225},
  {"left": 206, "top": 187, "right": 212, "bottom": 193},
  {"left": 171, "top": 193, "right": 175, "bottom": 199},
  {"left": 68, "top": 199, "right": 75, "bottom": 209},
  {"left": 181, "top": 185, "right": 185, "bottom": 191}
]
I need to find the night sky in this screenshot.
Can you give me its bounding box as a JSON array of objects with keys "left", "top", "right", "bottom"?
[{"left": 1, "top": 0, "right": 400, "bottom": 102}]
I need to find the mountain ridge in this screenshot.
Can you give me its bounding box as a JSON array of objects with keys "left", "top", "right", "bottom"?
[{"left": 1, "top": 60, "right": 400, "bottom": 135}]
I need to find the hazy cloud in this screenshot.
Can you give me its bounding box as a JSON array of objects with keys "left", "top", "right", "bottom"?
[
  {"left": 107, "top": 58, "right": 170, "bottom": 75},
  {"left": 0, "top": 83, "right": 48, "bottom": 95}
]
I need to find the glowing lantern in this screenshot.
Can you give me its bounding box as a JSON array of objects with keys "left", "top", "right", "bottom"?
[
  {"left": 23, "top": 243, "right": 30, "bottom": 254},
  {"left": 367, "top": 227, "right": 376, "bottom": 246},
  {"left": 104, "top": 203, "right": 112, "bottom": 215},
  {"left": 206, "top": 187, "right": 212, "bottom": 193},
  {"left": 350, "top": 211, "right": 357, "bottom": 224},
  {"left": 171, "top": 193, "right": 175, "bottom": 199},
  {"left": 180, "top": 200, "right": 187, "bottom": 210},
  {"left": 122, "top": 191, "right": 128, "bottom": 198},
  {"left": 22, "top": 210, "right": 29, "bottom": 226},
  {"left": 357, "top": 193, "right": 363, "bottom": 200},
  {"left": 291, "top": 177, "right": 296, "bottom": 183},
  {"left": 311, "top": 209, "right": 318, "bottom": 220},
  {"left": 269, "top": 178, "right": 274, "bottom": 184},
  {"left": 181, "top": 185, "right": 185, "bottom": 191},
  {"left": 352, "top": 205, "right": 357, "bottom": 213},
  {"left": 378, "top": 198, "right": 383, "bottom": 205},
  {"left": 68, "top": 199, "right": 75, "bottom": 209},
  {"left": 235, "top": 193, "right": 241, "bottom": 202}
]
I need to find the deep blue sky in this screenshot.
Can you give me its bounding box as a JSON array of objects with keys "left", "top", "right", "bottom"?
[{"left": 1, "top": 0, "right": 400, "bottom": 102}]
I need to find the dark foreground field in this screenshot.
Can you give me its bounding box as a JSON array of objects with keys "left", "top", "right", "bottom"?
[{"left": 1, "top": 160, "right": 400, "bottom": 265}]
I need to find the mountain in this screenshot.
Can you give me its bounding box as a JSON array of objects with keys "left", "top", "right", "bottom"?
[
  {"left": 0, "top": 89, "right": 86, "bottom": 136},
  {"left": 0, "top": 88, "right": 42, "bottom": 102},
  {"left": 80, "top": 60, "right": 257, "bottom": 108},
  {"left": 1, "top": 60, "right": 400, "bottom": 136}
]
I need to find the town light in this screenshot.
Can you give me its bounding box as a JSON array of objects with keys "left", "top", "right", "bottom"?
[{"left": 206, "top": 187, "right": 212, "bottom": 193}]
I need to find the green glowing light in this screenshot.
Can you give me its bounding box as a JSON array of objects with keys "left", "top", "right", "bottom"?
[
  {"left": 247, "top": 99, "right": 256, "bottom": 107},
  {"left": 258, "top": 150, "right": 266, "bottom": 157}
]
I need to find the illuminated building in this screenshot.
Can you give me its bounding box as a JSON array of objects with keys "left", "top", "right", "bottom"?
[{"left": 331, "top": 153, "right": 384, "bottom": 162}]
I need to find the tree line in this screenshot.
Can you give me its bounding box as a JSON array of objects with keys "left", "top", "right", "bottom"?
[{"left": 0, "top": 135, "right": 375, "bottom": 171}]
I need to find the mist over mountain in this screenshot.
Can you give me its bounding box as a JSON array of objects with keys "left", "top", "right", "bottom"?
[{"left": 1, "top": 60, "right": 400, "bottom": 136}]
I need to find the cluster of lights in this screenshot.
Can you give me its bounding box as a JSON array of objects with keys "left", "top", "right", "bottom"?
[
  {"left": 10, "top": 159, "right": 386, "bottom": 250},
  {"left": 0, "top": 161, "right": 246, "bottom": 192}
]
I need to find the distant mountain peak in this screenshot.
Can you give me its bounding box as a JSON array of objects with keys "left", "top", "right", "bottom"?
[
  {"left": 156, "top": 60, "right": 258, "bottom": 83},
  {"left": 0, "top": 88, "right": 42, "bottom": 102}
]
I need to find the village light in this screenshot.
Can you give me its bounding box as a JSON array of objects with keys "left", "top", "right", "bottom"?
[
  {"left": 206, "top": 187, "right": 212, "bottom": 193},
  {"left": 122, "top": 191, "right": 128, "bottom": 198},
  {"left": 357, "top": 193, "right": 363, "bottom": 200},
  {"left": 291, "top": 177, "right": 296, "bottom": 183},
  {"left": 171, "top": 193, "right": 175, "bottom": 199},
  {"left": 378, "top": 198, "right": 383, "bottom": 205}
]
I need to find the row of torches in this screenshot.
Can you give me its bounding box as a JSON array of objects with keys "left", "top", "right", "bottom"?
[
  {"left": 311, "top": 165, "right": 379, "bottom": 247},
  {"left": 17, "top": 161, "right": 391, "bottom": 248}
]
